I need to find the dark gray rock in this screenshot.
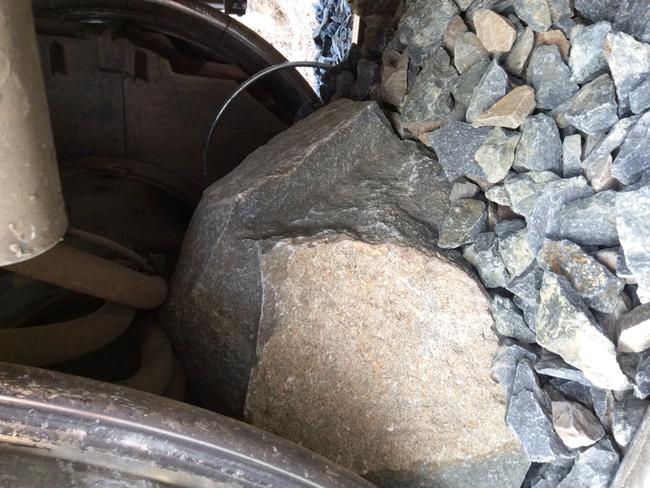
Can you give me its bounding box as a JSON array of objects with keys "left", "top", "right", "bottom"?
[
  {"left": 526, "top": 45, "right": 578, "bottom": 110},
  {"left": 536, "top": 355, "right": 597, "bottom": 388},
  {"left": 162, "top": 100, "right": 453, "bottom": 415},
  {"left": 556, "top": 191, "right": 618, "bottom": 247},
  {"left": 490, "top": 295, "right": 536, "bottom": 343},
  {"left": 464, "top": 233, "right": 509, "bottom": 287},
  {"left": 506, "top": 359, "right": 574, "bottom": 463},
  {"left": 513, "top": 0, "right": 552, "bottom": 32},
  {"left": 454, "top": 32, "right": 488, "bottom": 74},
  {"left": 492, "top": 342, "right": 539, "bottom": 398},
  {"left": 466, "top": 61, "right": 509, "bottom": 124},
  {"left": 604, "top": 31, "right": 650, "bottom": 113},
  {"left": 507, "top": 264, "right": 544, "bottom": 328},
  {"left": 562, "top": 134, "right": 582, "bottom": 179},
  {"left": 591, "top": 388, "right": 615, "bottom": 432},
  {"left": 505, "top": 27, "right": 535, "bottom": 77},
  {"left": 634, "top": 352, "right": 650, "bottom": 399},
  {"left": 401, "top": 59, "right": 458, "bottom": 124},
  {"left": 504, "top": 171, "right": 560, "bottom": 219},
  {"left": 438, "top": 198, "right": 487, "bottom": 248},
  {"left": 549, "top": 379, "right": 594, "bottom": 407},
  {"left": 612, "top": 112, "right": 650, "bottom": 185},
  {"left": 536, "top": 271, "right": 630, "bottom": 390},
  {"left": 612, "top": 398, "right": 649, "bottom": 449},
  {"left": 548, "top": 0, "right": 575, "bottom": 35},
  {"left": 398, "top": 0, "right": 459, "bottom": 49},
  {"left": 451, "top": 58, "right": 491, "bottom": 109},
  {"left": 551, "top": 400, "right": 606, "bottom": 448},
  {"left": 569, "top": 22, "right": 613, "bottom": 85},
  {"left": 499, "top": 226, "right": 535, "bottom": 279},
  {"left": 556, "top": 438, "right": 619, "bottom": 488},
  {"left": 450, "top": 179, "right": 480, "bottom": 201},
  {"left": 614, "top": 0, "right": 650, "bottom": 44},
  {"left": 629, "top": 77, "right": 650, "bottom": 115},
  {"left": 353, "top": 59, "right": 380, "bottom": 100},
  {"left": 495, "top": 218, "right": 526, "bottom": 238},
  {"left": 522, "top": 463, "right": 572, "bottom": 488},
  {"left": 537, "top": 239, "right": 624, "bottom": 313},
  {"left": 575, "top": 0, "right": 620, "bottom": 22},
  {"left": 526, "top": 176, "right": 593, "bottom": 254},
  {"left": 617, "top": 185, "right": 650, "bottom": 303},
  {"left": 421, "top": 121, "right": 491, "bottom": 183},
  {"left": 559, "top": 74, "right": 619, "bottom": 136},
  {"left": 513, "top": 114, "right": 562, "bottom": 173},
  {"left": 475, "top": 128, "right": 520, "bottom": 185}
]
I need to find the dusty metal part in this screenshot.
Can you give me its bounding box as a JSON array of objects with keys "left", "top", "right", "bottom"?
[
  {"left": 4, "top": 243, "right": 167, "bottom": 310},
  {"left": 0, "top": 2, "right": 67, "bottom": 266},
  {"left": 0, "top": 362, "right": 375, "bottom": 488},
  {"left": 611, "top": 406, "right": 650, "bottom": 488},
  {"left": 0, "top": 302, "right": 135, "bottom": 367},
  {"left": 118, "top": 316, "right": 174, "bottom": 395}
]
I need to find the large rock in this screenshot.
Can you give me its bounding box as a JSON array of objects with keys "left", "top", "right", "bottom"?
[
  {"left": 617, "top": 185, "right": 650, "bottom": 302},
  {"left": 163, "top": 100, "right": 526, "bottom": 485}
]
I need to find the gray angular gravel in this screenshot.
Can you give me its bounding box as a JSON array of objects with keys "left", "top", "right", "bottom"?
[
  {"left": 612, "top": 397, "right": 649, "bottom": 449},
  {"left": 617, "top": 185, "right": 650, "bottom": 303},
  {"left": 451, "top": 58, "right": 490, "bottom": 108},
  {"left": 549, "top": 379, "right": 594, "bottom": 407},
  {"left": 556, "top": 437, "right": 619, "bottom": 488},
  {"left": 495, "top": 218, "right": 526, "bottom": 237},
  {"left": 604, "top": 31, "right": 650, "bottom": 113},
  {"left": 548, "top": 0, "right": 575, "bottom": 35},
  {"left": 499, "top": 227, "right": 535, "bottom": 279},
  {"left": 505, "top": 27, "right": 535, "bottom": 77},
  {"left": 504, "top": 171, "right": 560, "bottom": 219},
  {"left": 526, "top": 45, "right": 578, "bottom": 110},
  {"left": 506, "top": 358, "right": 574, "bottom": 463},
  {"left": 401, "top": 60, "right": 458, "bottom": 124},
  {"left": 536, "top": 271, "right": 629, "bottom": 390},
  {"left": 507, "top": 263, "right": 544, "bottom": 328},
  {"left": 454, "top": 32, "right": 488, "bottom": 74},
  {"left": 421, "top": 121, "right": 491, "bottom": 182},
  {"left": 526, "top": 176, "right": 593, "bottom": 254},
  {"left": 614, "top": 0, "right": 650, "bottom": 44},
  {"left": 513, "top": 114, "right": 562, "bottom": 173},
  {"left": 513, "top": 0, "right": 552, "bottom": 32},
  {"left": 551, "top": 400, "right": 606, "bottom": 448},
  {"left": 591, "top": 388, "right": 615, "bottom": 432},
  {"left": 475, "top": 128, "right": 520, "bottom": 184},
  {"left": 491, "top": 295, "right": 536, "bottom": 343},
  {"left": 559, "top": 74, "right": 619, "bottom": 136},
  {"left": 464, "top": 232, "right": 510, "bottom": 288},
  {"left": 438, "top": 198, "right": 487, "bottom": 249},
  {"left": 618, "top": 303, "right": 650, "bottom": 353},
  {"left": 569, "top": 22, "right": 612, "bottom": 85},
  {"left": 523, "top": 463, "right": 572, "bottom": 488},
  {"left": 561, "top": 134, "right": 582, "bottom": 179},
  {"left": 466, "top": 61, "right": 509, "bottom": 124},
  {"left": 536, "top": 355, "right": 597, "bottom": 387},
  {"left": 450, "top": 179, "right": 479, "bottom": 201},
  {"left": 634, "top": 351, "right": 650, "bottom": 399},
  {"left": 556, "top": 191, "right": 618, "bottom": 247},
  {"left": 629, "top": 77, "right": 650, "bottom": 115},
  {"left": 398, "top": 0, "right": 459, "bottom": 49},
  {"left": 486, "top": 184, "right": 511, "bottom": 206},
  {"left": 612, "top": 112, "right": 650, "bottom": 185}
]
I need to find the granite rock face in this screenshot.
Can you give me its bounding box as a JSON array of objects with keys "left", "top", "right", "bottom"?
[{"left": 164, "top": 100, "right": 526, "bottom": 485}]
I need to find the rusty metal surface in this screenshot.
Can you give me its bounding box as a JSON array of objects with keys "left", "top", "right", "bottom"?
[
  {"left": 5, "top": 243, "right": 168, "bottom": 309},
  {"left": 0, "top": 362, "right": 375, "bottom": 488},
  {"left": 0, "top": 2, "right": 67, "bottom": 265}
]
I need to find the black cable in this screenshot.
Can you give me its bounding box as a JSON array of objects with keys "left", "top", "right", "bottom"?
[{"left": 201, "top": 61, "right": 334, "bottom": 188}]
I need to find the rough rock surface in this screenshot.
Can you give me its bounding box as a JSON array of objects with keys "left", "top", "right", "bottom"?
[
  {"left": 499, "top": 226, "right": 535, "bottom": 279},
  {"left": 398, "top": 0, "right": 459, "bottom": 49},
  {"left": 556, "top": 438, "right": 619, "bottom": 488},
  {"left": 558, "top": 74, "right": 619, "bottom": 136},
  {"left": 443, "top": 14, "right": 468, "bottom": 52},
  {"left": 526, "top": 45, "right": 578, "bottom": 110},
  {"left": 164, "top": 100, "right": 526, "bottom": 485},
  {"left": 604, "top": 31, "right": 650, "bottom": 113},
  {"left": 551, "top": 400, "right": 606, "bottom": 448},
  {"left": 474, "top": 9, "right": 517, "bottom": 54},
  {"left": 490, "top": 295, "right": 536, "bottom": 343},
  {"left": 402, "top": 59, "right": 457, "bottom": 124},
  {"left": 630, "top": 77, "right": 650, "bottom": 115},
  {"left": 562, "top": 134, "right": 582, "bottom": 178},
  {"left": 575, "top": 0, "right": 619, "bottom": 23},
  {"left": 536, "top": 29, "right": 571, "bottom": 57},
  {"left": 535, "top": 272, "right": 629, "bottom": 390},
  {"left": 614, "top": 0, "right": 650, "bottom": 44},
  {"left": 513, "top": 0, "right": 552, "bottom": 32},
  {"left": 612, "top": 112, "right": 650, "bottom": 184},
  {"left": 617, "top": 185, "right": 650, "bottom": 302},
  {"left": 466, "top": 61, "right": 509, "bottom": 124},
  {"left": 504, "top": 171, "right": 560, "bottom": 219},
  {"left": 556, "top": 191, "right": 618, "bottom": 247},
  {"left": 612, "top": 398, "right": 649, "bottom": 449},
  {"left": 513, "top": 114, "right": 562, "bottom": 173},
  {"left": 438, "top": 198, "right": 486, "bottom": 248},
  {"left": 473, "top": 86, "right": 536, "bottom": 129},
  {"left": 464, "top": 232, "right": 509, "bottom": 287},
  {"left": 569, "top": 22, "right": 612, "bottom": 85},
  {"left": 618, "top": 303, "right": 650, "bottom": 353},
  {"left": 454, "top": 32, "right": 489, "bottom": 74},
  {"left": 536, "top": 355, "right": 597, "bottom": 387},
  {"left": 506, "top": 27, "right": 535, "bottom": 77},
  {"left": 474, "top": 128, "right": 520, "bottom": 184}
]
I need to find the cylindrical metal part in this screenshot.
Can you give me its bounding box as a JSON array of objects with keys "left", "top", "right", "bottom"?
[
  {"left": 0, "top": 2, "right": 67, "bottom": 265},
  {"left": 0, "top": 302, "right": 135, "bottom": 366},
  {"left": 4, "top": 243, "right": 168, "bottom": 309}
]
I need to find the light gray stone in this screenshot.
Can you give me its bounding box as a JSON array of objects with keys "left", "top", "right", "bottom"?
[
  {"left": 492, "top": 342, "right": 539, "bottom": 398},
  {"left": 526, "top": 45, "right": 578, "bottom": 110},
  {"left": 614, "top": 0, "right": 650, "bottom": 44},
  {"left": 506, "top": 359, "right": 574, "bottom": 463},
  {"left": 536, "top": 271, "right": 630, "bottom": 390},
  {"left": 612, "top": 398, "right": 649, "bottom": 449},
  {"left": 612, "top": 112, "right": 650, "bottom": 185},
  {"left": 537, "top": 239, "right": 624, "bottom": 313},
  {"left": 552, "top": 400, "right": 606, "bottom": 448},
  {"left": 402, "top": 59, "right": 458, "bottom": 124},
  {"left": 569, "top": 22, "right": 613, "bottom": 85},
  {"left": 466, "top": 61, "right": 509, "bottom": 124},
  {"left": 495, "top": 218, "right": 526, "bottom": 238},
  {"left": 559, "top": 74, "right": 619, "bottom": 136},
  {"left": 450, "top": 179, "right": 480, "bottom": 201},
  {"left": 505, "top": 27, "right": 535, "bottom": 77},
  {"left": 536, "top": 355, "right": 598, "bottom": 388},
  {"left": 475, "top": 128, "right": 520, "bottom": 184},
  {"left": 604, "top": 31, "right": 650, "bottom": 113},
  {"left": 513, "top": 0, "right": 552, "bottom": 32},
  {"left": 526, "top": 176, "right": 594, "bottom": 254},
  {"left": 507, "top": 264, "right": 544, "bottom": 328},
  {"left": 548, "top": 0, "right": 575, "bottom": 35},
  {"left": 454, "top": 0, "right": 474, "bottom": 11},
  {"left": 575, "top": 0, "right": 619, "bottom": 22},
  {"left": 491, "top": 295, "right": 536, "bottom": 342},
  {"left": 504, "top": 171, "right": 560, "bottom": 219},
  {"left": 438, "top": 198, "right": 487, "bottom": 248},
  {"left": 513, "top": 114, "right": 562, "bottom": 173},
  {"left": 634, "top": 351, "right": 650, "bottom": 398},
  {"left": 398, "top": 0, "right": 459, "bottom": 49},
  {"left": 617, "top": 186, "right": 650, "bottom": 302},
  {"left": 499, "top": 227, "right": 535, "bottom": 279},
  {"left": 486, "top": 184, "right": 511, "bottom": 206},
  {"left": 474, "top": 9, "right": 517, "bottom": 54},
  {"left": 556, "top": 191, "right": 618, "bottom": 247},
  {"left": 556, "top": 438, "right": 619, "bottom": 488},
  {"left": 421, "top": 121, "right": 491, "bottom": 183},
  {"left": 454, "top": 32, "right": 489, "bottom": 74},
  {"left": 618, "top": 303, "right": 650, "bottom": 353},
  {"left": 629, "top": 76, "right": 650, "bottom": 115},
  {"left": 464, "top": 232, "right": 509, "bottom": 287},
  {"left": 443, "top": 14, "right": 468, "bottom": 52},
  {"left": 562, "top": 134, "right": 582, "bottom": 178}
]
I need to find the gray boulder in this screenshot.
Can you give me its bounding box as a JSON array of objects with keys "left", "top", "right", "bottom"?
[
  {"left": 398, "top": 0, "right": 459, "bottom": 49},
  {"left": 402, "top": 59, "right": 458, "bottom": 124},
  {"left": 556, "top": 438, "right": 619, "bottom": 488},
  {"left": 513, "top": 114, "right": 562, "bottom": 173},
  {"left": 556, "top": 191, "right": 619, "bottom": 247},
  {"left": 604, "top": 31, "right": 650, "bottom": 113},
  {"left": 569, "top": 22, "right": 613, "bottom": 85},
  {"left": 558, "top": 74, "right": 619, "bottom": 136},
  {"left": 527, "top": 45, "right": 578, "bottom": 110},
  {"left": 612, "top": 112, "right": 650, "bottom": 185},
  {"left": 614, "top": 0, "right": 650, "bottom": 44}
]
